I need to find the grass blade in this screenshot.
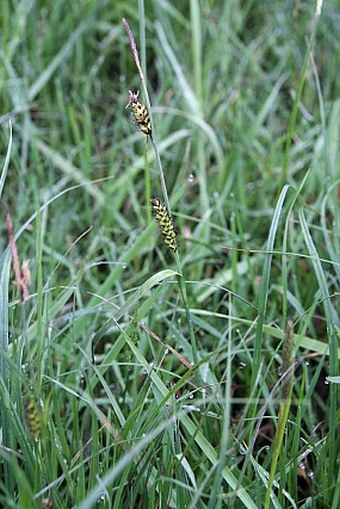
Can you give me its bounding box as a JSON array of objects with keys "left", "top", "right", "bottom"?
[
  {"left": 299, "top": 208, "right": 339, "bottom": 497},
  {"left": 0, "top": 119, "right": 12, "bottom": 200},
  {"left": 251, "top": 185, "right": 290, "bottom": 389}
]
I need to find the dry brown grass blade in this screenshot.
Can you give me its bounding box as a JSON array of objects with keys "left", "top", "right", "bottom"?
[
  {"left": 140, "top": 322, "right": 192, "bottom": 370},
  {"left": 6, "top": 210, "right": 30, "bottom": 303}
]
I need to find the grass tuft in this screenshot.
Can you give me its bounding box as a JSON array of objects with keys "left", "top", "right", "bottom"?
[{"left": 0, "top": 1, "right": 339, "bottom": 507}]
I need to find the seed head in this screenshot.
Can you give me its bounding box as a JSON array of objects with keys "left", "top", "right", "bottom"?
[
  {"left": 126, "top": 90, "right": 152, "bottom": 138},
  {"left": 151, "top": 198, "right": 177, "bottom": 252},
  {"left": 282, "top": 320, "right": 294, "bottom": 400},
  {"left": 24, "top": 392, "right": 43, "bottom": 439}
]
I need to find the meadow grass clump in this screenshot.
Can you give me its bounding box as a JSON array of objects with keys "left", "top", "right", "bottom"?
[{"left": 0, "top": 1, "right": 339, "bottom": 508}]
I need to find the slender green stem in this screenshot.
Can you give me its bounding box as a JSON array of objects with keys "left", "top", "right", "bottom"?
[
  {"left": 151, "top": 137, "right": 171, "bottom": 214},
  {"left": 123, "top": 17, "right": 198, "bottom": 365},
  {"left": 265, "top": 320, "right": 294, "bottom": 508},
  {"left": 144, "top": 137, "right": 151, "bottom": 224},
  {"left": 264, "top": 401, "right": 291, "bottom": 509},
  {"left": 35, "top": 210, "right": 43, "bottom": 391},
  {"left": 152, "top": 136, "right": 198, "bottom": 364},
  {"left": 138, "top": 0, "right": 150, "bottom": 226},
  {"left": 176, "top": 269, "right": 198, "bottom": 365}
]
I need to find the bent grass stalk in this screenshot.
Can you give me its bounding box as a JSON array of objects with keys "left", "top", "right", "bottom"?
[{"left": 122, "top": 18, "right": 199, "bottom": 364}]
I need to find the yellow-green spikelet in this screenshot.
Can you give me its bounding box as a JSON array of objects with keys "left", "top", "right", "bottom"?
[
  {"left": 126, "top": 90, "right": 152, "bottom": 138},
  {"left": 24, "top": 393, "right": 43, "bottom": 439},
  {"left": 151, "top": 198, "right": 177, "bottom": 252}
]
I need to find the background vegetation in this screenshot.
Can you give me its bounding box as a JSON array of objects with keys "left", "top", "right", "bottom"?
[{"left": 0, "top": 1, "right": 339, "bottom": 508}]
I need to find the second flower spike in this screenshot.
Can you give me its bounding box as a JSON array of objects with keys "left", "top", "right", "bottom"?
[
  {"left": 126, "top": 90, "right": 152, "bottom": 138},
  {"left": 151, "top": 198, "right": 177, "bottom": 252}
]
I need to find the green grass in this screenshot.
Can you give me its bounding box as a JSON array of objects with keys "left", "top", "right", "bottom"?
[{"left": 1, "top": 1, "right": 339, "bottom": 508}]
